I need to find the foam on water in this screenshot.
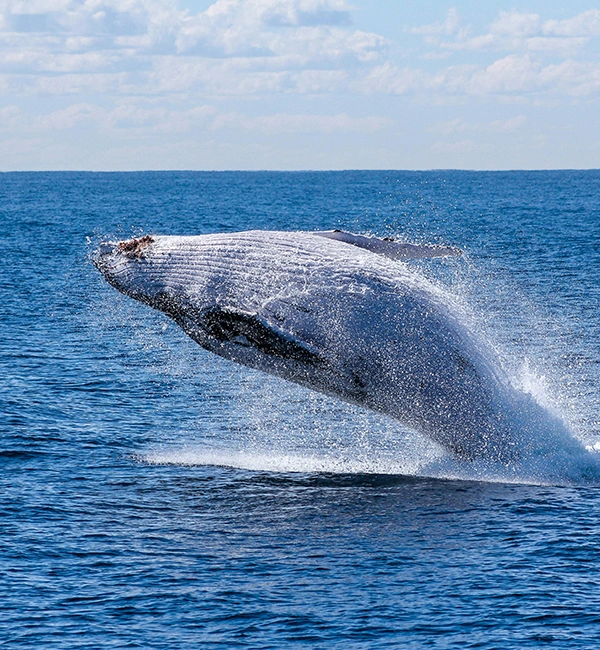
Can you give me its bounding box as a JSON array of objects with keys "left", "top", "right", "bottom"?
[
  {"left": 141, "top": 446, "right": 436, "bottom": 476},
  {"left": 141, "top": 442, "right": 600, "bottom": 487}
]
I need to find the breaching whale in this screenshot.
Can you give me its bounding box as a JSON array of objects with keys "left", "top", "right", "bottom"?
[{"left": 94, "top": 229, "right": 577, "bottom": 462}]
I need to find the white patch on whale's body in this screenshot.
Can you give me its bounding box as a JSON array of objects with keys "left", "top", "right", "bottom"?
[{"left": 95, "top": 230, "right": 583, "bottom": 462}]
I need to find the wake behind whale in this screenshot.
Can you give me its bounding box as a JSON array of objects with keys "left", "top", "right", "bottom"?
[{"left": 94, "top": 229, "right": 596, "bottom": 479}]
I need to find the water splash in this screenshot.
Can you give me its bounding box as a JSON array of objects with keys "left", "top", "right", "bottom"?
[
  {"left": 140, "top": 438, "right": 600, "bottom": 487},
  {"left": 138, "top": 361, "right": 600, "bottom": 487}
]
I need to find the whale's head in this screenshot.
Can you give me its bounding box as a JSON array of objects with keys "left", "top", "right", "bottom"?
[
  {"left": 93, "top": 235, "right": 206, "bottom": 324},
  {"left": 93, "top": 235, "right": 165, "bottom": 305},
  {"left": 94, "top": 232, "right": 328, "bottom": 371}
]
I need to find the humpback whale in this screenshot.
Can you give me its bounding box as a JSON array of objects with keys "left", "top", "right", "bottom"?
[{"left": 94, "top": 230, "right": 577, "bottom": 462}]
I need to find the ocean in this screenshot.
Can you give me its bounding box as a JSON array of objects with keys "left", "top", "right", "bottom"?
[{"left": 2, "top": 170, "right": 600, "bottom": 648}]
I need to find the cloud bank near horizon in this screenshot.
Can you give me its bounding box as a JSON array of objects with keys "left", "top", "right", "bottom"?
[{"left": 1, "top": 0, "right": 600, "bottom": 169}]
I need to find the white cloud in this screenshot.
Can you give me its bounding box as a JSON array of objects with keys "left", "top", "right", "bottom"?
[
  {"left": 353, "top": 50, "right": 600, "bottom": 99},
  {"left": 106, "top": 103, "right": 217, "bottom": 132},
  {"left": 29, "top": 101, "right": 389, "bottom": 136},
  {"left": 0, "top": 103, "right": 20, "bottom": 128},
  {"left": 0, "top": 0, "right": 388, "bottom": 97},
  {"left": 491, "top": 11, "right": 540, "bottom": 38},
  {"left": 460, "top": 55, "right": 600, "bottom": 96},
  {"left": 467, "top": 55, "right": 540, "bottom": 94},
  {"left": 416, "top": 9, "right": 600, "bottom": 57},
  {"left": 494, "top": 114, "right": 527, "bottom": 131},
  {"left": 429, "top": 115, "right": 527, "bottom": 135},
  {"left": 35, "top": 101, "right": 217, "bottom": 132},
  {"left": 543, "top": 10, "right": 600, "bottom": 38},
  {"left": 211, "top": 110, "right": 392, "bottom": 133},
  {"left": 411, "top": 8, "right": 471, "bottom": 45},
  {"left": 524, "top": 36, "right": 589, "bottom": 54},
  {"left": 33, "top": 102, "right": 104, "bottom": 129},
  {"left": 539, "top": 59, "right": 600, "bottom": 96},
  {"left": 358, "top": 62, "right": 424, "bottom": 95},
  {"left": 176, "top": 0, "right": 357, "bottom": 57},
  {"left": 0, "top": 2, "right": 599, "bottom": 101}
]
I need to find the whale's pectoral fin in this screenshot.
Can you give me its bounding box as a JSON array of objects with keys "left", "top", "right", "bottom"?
[
  {"left": 312, "top": 230, "right": 462, "bottom": 260},
  {"left": 200, "top": 306, "right": 322, "bottom": 364}
]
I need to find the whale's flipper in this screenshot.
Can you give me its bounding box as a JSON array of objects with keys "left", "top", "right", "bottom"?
[
  {"left": 312, "top": 230, "right": 462, "bottom": 260},
  {"left": 199, "top": 306, "right": 322, "bottom": 364}
]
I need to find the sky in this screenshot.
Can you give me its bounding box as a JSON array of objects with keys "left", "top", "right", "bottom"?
[{"left": 1, "top": 0, "right": 600, "bottom": 170}]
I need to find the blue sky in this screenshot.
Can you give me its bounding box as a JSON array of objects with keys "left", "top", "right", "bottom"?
[{"left": 1, "top": 0, "right": 600, "bottom": 170}]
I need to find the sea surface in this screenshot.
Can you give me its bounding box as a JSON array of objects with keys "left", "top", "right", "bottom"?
[{"left": 2, "top": 170, "right": 600, "bottom": 648}]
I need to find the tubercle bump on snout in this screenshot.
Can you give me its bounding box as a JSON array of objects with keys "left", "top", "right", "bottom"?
[{"left": 118, "top": 235, "right": 155, "bottom": 258}]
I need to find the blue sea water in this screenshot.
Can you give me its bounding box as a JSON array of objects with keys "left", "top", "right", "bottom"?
[{"left": 2, "top": 170, "right": 600, "bottom": 648}]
